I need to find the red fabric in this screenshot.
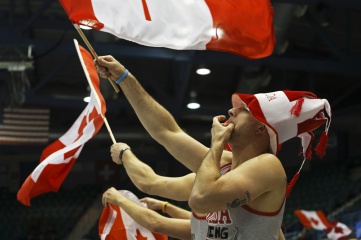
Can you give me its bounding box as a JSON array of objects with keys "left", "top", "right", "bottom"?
[
  {"left": 315, "top": 131, "right": 328, "bottom": 158},
  {"left": 290, "top": 98, "right": 304, "bottom": 117},
  {"left": 17, "top": 146, "right": 80, "bottom": 206},
  {"left": 17, "top": 43, "right": 106, "bottom": 206},
  {"left": 204, "top": 0, "right": 275, "bottom": 58},
  {"left": 58, "top": 0, "right": 103, "bottom": 29},
  {"left": 286, "top": 172, "right": 299, "bottom": 198},
  {"left": 99, "top": 205, "right": 127, "bottom": 239},
  {"left": 79, "top": 46, "right": 107, "bottom": 116},
  {"left": 297, "top": 118, "right": 327, "bottom": 136},
  {"left": 99, "top": 203, "right": 168, "bottom": 240},
  {"left": 283, "top": 90, "right": 317, "bottom": 102}
]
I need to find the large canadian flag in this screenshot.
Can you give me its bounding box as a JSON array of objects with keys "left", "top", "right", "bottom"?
[
  {"left": 17, "top": 40, "right": 106, "bottom": 206},
  {"left": 99, "top": 190, "right": 167, "bottom": 240},
  {"left": 294, "top": 210, "right": 331, "bottom": 230},
  {"left": 58, "top": 0, "right": 275, "bottom": 59}
]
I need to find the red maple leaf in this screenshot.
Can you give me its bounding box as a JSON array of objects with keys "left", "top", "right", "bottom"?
[
  {"left": 135, "top": 229, "right": 148, "bottom": 240},
  {"left": 334, "top": 226, "right": 344, "bottom": 234},
  {"left": 310, "top": 218, "right": 319, "bottom": 226}
]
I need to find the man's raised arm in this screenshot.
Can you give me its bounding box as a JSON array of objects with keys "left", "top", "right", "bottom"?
[{"left": 95, "top": 55, "right": 208, "bottom": 172}]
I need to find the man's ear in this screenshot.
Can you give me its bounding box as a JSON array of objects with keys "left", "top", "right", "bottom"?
[{"left": 256, "top": 124, "right": 267, "bottom": 133}]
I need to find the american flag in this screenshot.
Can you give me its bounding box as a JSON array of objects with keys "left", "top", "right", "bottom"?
[{"left": 0, "top": 106, "right": 50, "bottom": 145}]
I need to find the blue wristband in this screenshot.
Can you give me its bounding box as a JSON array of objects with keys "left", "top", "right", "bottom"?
[{"left": 115, "top": 69, "right": 129, "bottom": 84}]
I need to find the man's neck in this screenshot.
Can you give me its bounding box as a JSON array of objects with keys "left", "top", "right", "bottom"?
[{"left": 230, "top": 144, "right": 263, "bottom": 169}]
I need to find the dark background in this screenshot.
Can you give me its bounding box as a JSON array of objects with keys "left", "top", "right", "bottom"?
[{"left": 0, "top": 0, "right": 361, "bottom": 239}]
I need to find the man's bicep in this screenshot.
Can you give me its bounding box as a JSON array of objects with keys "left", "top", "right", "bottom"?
[
  {"left": 217, "top": 156, "right": 282, "bottom": 207},
  {"left": 194, "top": 162, "right": 272, "bottom": 212}
]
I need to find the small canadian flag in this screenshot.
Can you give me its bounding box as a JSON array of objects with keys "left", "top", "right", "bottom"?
[
  {"left": 99, "top": 190, "right": 167, "bottom": 240},
  {"left": 294, "top": 210, "right": 330, "bottom": 230}
]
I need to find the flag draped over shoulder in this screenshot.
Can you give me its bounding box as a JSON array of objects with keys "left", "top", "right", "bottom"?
[
  {"left": 99, "top": 190, "right": 167, "bottom": 240},
  {"left": 58, "top": 0, "right": 275, "bottom": 59},
  {"left": 17, "top": 40, "right": 106, "bottom": 206}
]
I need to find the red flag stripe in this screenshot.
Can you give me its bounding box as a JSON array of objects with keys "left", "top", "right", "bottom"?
[
  {"left": 141, "top": 0, "right": 152, "bottom": 21},
  {"left": 78, "top": 44, "right": 106, "bottom": 115}
]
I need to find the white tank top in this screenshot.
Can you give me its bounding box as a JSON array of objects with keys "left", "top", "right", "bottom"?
[{"left": 190, "top": 163, "right": 285, "bottom": 240}]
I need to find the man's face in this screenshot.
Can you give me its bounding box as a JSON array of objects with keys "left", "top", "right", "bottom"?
[{"left": 227, "top": 103, "right": 260, "bottom": 140}]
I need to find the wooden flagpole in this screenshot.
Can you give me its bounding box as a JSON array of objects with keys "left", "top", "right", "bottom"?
[
  {"left": 102, "top": 117, "right": 116, "bottom": 144},
  {"left": 73, "top": 29, "right": 118, "bottom": 144},
  {"left": 74, "top": 24, "right": 120, "bottom": 93}
]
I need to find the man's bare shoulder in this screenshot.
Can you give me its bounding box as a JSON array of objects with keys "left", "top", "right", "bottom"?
[
  {"left": 239, "top": 153, "right": 285, "bottom": 177},
  {"left": 252, "top": 153, "right": 282, "bottom": 165}
]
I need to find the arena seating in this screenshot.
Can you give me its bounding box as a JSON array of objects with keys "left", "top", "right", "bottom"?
[{"left": 0, "top": 185, "right": 99, "bottom": 239}]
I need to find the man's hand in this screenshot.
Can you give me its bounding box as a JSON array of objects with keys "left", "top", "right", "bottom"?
[
  {"left": 211, "top": 115, "right": 234, "bottom": 148},
  {"left": 110, "top": 142, "right": 131, "bottom": 165},
  {"left": 94, "top": 55, "right": 126, "bottom": 81},
  {"left": 102, "top": 187, "right": 124, "bottom": 207},
  {"left": 140, "top": 197, "right": 164, "bottom": 211}
]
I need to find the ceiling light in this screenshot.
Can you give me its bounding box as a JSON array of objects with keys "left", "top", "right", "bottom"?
[
  {"left": 196, "top": 67, "right": 211, "bottom": 75},
  {"left": 187, "top": 91, "right": 200, "bottom": 109},
  {"left": 187, "top": 102, "right": 200, "bottom": 109}
]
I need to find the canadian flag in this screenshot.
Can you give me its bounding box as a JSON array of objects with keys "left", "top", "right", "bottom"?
[
  {"left": 17, "top": 40, "right": 106, "bottom": 206},
  {"left": 99, "top": 190, "right": 167, "bottom": 240},
  {"left": 325, "top": 221, "right": 352, "bottom": 240},
  {"left": 294, "top": 210, "right": 331, "bottom": 230},
  {"left": 58, "top": 0, "right": 275, "bottom": 59}
]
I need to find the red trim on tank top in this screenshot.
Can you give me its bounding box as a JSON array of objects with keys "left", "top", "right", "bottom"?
[
  {"left": 220, "top": 162, "right": 232, "bottom": 173},
  {"left": 192, "top": 211, "right": 207, "bottom": 220},
  {"left": 241, "top": 198, "right": 285, "bottom": 216},
  {"left": 192, "top": 199, "right": 285, "bottom": 219}
]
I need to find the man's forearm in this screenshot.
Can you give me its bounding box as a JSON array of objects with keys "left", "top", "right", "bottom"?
[
  {"left": 122, "top": 150, "right": 159, "bottom": 195},
  {"left": 115, "top": 198, "right": 191, "bottom": 239},
  {"left": 119, "top": 73, "right": 180, "bottom": 145},
  {"left": 164, "top": 202, "right": 191, "bottom": 219},
  {"left": 189, "top": 145, "right": 223, "bottom": 213},
  {"left": 116, "top": 197, "right": 162, "bottom": 231}
]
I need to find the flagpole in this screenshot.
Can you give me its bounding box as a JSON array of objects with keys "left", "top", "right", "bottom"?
[
  {"left": 102, "top": 116, "right": 116, "bottom": 144},
  {"left": 74, "top": 24, "right": 120, "bottom": 93}
]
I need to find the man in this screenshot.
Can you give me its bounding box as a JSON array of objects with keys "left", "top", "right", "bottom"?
[
  {"left": 95, "top": 56, "right": 330, "bottom": 239},
  {"left": 103, "top": 141, "right": 285, "bottom": 240}
]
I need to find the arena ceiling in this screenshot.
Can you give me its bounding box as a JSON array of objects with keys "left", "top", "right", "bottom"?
[{"left": 0, "top": 0, "right": 361, "bottom": 154}]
